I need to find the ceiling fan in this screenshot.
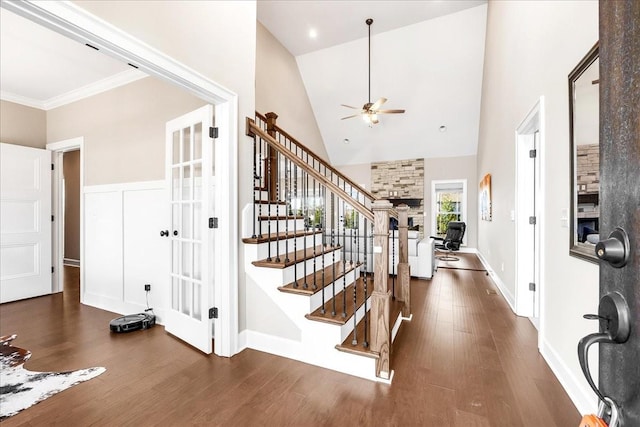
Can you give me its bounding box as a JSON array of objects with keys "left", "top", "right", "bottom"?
[{"left": 341, "top": 18, "right": 405, "bottom": 125}]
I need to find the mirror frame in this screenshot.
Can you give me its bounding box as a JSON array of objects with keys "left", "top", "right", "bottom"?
[{"left": 569, "top": 42, "right": 599, "bottom": 263}]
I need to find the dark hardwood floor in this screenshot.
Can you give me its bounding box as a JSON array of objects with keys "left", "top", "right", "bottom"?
[{"left": 0, "top": 263, "right": 580, "bottom": 426}]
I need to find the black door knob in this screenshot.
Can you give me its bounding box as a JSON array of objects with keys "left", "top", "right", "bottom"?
[
  {"left": 160, "top": 230, "right": 168, "bottom": 237},
  {"left": 173, "top": 230, "right": 179, "bottom": 236},
  {"left": 595, "top": 227, "right": 629, "bottom": 267}
]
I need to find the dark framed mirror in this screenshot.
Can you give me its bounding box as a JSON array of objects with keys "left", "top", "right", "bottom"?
[{"left": 569, "top": 42, "right": 599, "bottom": 262}]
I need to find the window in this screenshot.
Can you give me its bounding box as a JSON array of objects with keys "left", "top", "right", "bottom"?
[{"left": 431, "top": 180, "right": 467, "bottom": 244}]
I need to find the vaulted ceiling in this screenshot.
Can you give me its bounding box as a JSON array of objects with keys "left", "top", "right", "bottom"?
[{"left": 258, "top": 1, "right": 488, "bottom": 166}]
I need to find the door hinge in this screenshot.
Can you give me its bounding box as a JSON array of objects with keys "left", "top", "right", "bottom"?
[
  {"left": 529, "top": 149, "right": 537, "bottom": 158},
  {"left": 209, "top": 127, "right": 218, "bottom": 139},
  {"left": 51, "top": 266, "right": 55, "bottom": 274},
  {"left": 529, "top": 216, "right": 537, "bottom": 225},
  {"left": 209, "top": 307, "right": 218, "bottom": 319},
  {"left": 51, "top": 163, "right": 55, "bottom": 171},
  {"left": 51, "top": 215, "right": 55, "bottom": 222},
  {"left": 209, "top": 217, "right": 218, "bottom": 229},
  {"left": 529, "top": 282, "right": 536, "bottom": 291}
]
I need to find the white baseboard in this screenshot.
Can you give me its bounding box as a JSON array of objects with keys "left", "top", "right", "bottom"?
[
  {"left": 475, "top": 251, "right": 516, "bottom": 312},
  {"left": 540, "top": 338, "right": 596, "bottom": 415}
]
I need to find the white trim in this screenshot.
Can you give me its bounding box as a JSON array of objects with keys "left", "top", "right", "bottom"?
[
  {"left": 514, "top": 96, "right": 546, "bottom": 350},
  {"left": 430, "top": 179, "right": 468, "bottom": 246},
  {"left": 47, "top": 137, "right": 84, "bottom": 296},
  {"left": 540, "top": 337, "right": 595, "bottom": 416},
  {"left": 1, "top": 69, "right": 146, "bottom": 110},
  {"left": 83, "top": 180, "right": 164, "bottom": 194},
  {"left": 11, "top": 0, "right": 239, "bottom": 357},
  {"left": 476, "top": 250, "right": 516, "bottom": 312}
]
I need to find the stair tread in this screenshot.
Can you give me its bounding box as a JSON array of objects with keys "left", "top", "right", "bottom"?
[
  {"left": 305, "top": 277, "right": 372, "bottom": 325},
  {"left": 252, "top": 245, "right": 340, "bottom": 269},
  {"left": 335, "top": 294, "right": 404, "bottom": 357},
  {"left": 242, "top": 229, "right": 322, "bottom": 244},
  {"left": 278, "top": 260, "right": 361, "bottom": 295}
]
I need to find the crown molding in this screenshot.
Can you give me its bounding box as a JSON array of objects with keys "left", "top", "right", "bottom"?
[{"left": 1, "top": 69, "right": 146, "bottom": 111}]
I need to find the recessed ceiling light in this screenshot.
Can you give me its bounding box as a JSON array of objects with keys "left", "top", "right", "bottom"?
[
  {"left": 343, "top": 138, "right": 350, "bottom": 144},
  {"left": 309, "top": 28, "right": 318, "bottom": 39},
  {"left": 439, "top": 125, "right": 447, "bottom": 132}
]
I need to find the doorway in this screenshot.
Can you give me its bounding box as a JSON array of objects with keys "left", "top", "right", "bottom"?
[
  {"left": 48, "top": 137, "right": 83, "bottom": 297},
  {"left": 515, "top": 97, "right": 544, "bottom": 340}
]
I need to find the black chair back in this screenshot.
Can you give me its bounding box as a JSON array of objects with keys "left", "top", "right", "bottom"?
[{"left": 442, "top": 221, "right": 466, "bottom": 251}]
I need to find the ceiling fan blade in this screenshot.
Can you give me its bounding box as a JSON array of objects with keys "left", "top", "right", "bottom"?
[
  {"left": 341, "top": 104, "right": 361, "bottom": 110},
  {"left": 370, "top": 97, "right": 387, "bottom": 111},
  {"left": 340, "top": 114, "right": 360, "bottom": 120},
  {"left": 376, "top": 109, "right": 405, "bottom": 114}
]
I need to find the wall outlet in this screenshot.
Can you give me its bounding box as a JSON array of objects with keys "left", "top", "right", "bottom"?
[{"left": 144, "top": 284, "right": 151, "bottom": 291}]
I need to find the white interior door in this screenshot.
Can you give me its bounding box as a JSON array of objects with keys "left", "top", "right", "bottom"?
[
  {"left": 0, "top": 143, "right": 52, "bottom": 303},
  {"left": 164, "top": 105, "right": 215, "bottom": 354}
]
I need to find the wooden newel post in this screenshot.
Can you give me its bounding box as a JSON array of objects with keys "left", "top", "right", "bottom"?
[
  {"left": 370, "top": 199, "right": 392, "bottom": 379},
  {"left": 265, "top": 112, "right": 278, "bottom": 201},
  {"left": 396, "top": 205, "right": 411, "bottom": 317}
]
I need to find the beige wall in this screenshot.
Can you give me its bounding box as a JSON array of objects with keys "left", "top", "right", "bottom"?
[
  {"left": 74, "top": 0, "right": 256, "bottom": 332},
  {"left": 256, "top": 22, "right": 328, "bottom": 161},
  {"left": 477, "top": 0, "right": 598, "bottom": 411},
  {"left": 47, "top": 77, "right": 206, "bottom": 186},
  {"left": 63, "top": 150, "right": 81, "bottom": 261},
  {"left": 424, "top": 155, "right": 478, "bottom": 248},
  {"left": 0, "top": 100, "right": 46, "bottom": 148},
  {"left": 337, "top": 155, "right": 478, "bottom": 248}
]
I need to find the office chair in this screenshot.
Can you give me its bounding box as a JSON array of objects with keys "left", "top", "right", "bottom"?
[{"left": 430, "top": 221, "right": 466, "bottom": 261}]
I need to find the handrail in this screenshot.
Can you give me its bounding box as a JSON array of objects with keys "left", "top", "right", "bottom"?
[
  {"left": 254, "top": 111, "right": 378, "bottom": 203},
  {"left": 248, "top": 118, "right": 374, "bottom": 222}
]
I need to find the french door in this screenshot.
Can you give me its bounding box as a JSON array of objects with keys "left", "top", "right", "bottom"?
[{"left": 164, "top": 105, "right": 216, "bottom": 354}]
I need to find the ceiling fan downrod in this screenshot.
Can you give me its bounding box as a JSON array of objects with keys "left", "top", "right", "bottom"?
[{"left": 367, "top": 18, "right": 372, "bottom": 105}]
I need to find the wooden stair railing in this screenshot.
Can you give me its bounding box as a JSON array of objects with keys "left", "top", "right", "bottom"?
[{"left": 246, "top": 112, "right": 411, "bottom": 380}]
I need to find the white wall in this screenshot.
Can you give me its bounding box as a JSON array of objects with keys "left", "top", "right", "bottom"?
[{"left": 477, "top": 0, "right": 599, "bottom": 414}]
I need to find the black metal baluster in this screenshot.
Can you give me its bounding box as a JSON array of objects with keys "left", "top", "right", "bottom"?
[
  {"left": 266, "top": 142, "right": 272, "bottom": 262},
  {"left": 275, "top": 150, "right": 281, "bottom": 263},
  {"left": 312, "top": 176, "right": 318, "bottom": 290},
  {"left": 303, "top": 171, "right": 308, "bottom": 289},
  {"left": 352, "top": 221, "right": 360, "bottom": 345},
  {"left": 257, "top": 136, "right": 263, "bottom": 238},
  {"left": 341, "top": 200, "right": 347, "bottom": 318},
  {"left": 392, "top": 227, "right": 396, "bottom": 299},
  {"left": 284, "top": 155, "right": 290, "bottom": 263},
  {"left": 331, "top": 193, "right": 336, "bottom": 316},
  {"left": 362, "top": 221, "right": 373, "bottom": 348},
  {"left": 251, "top": 132, "right": 257, "bottom": 239},
  {"left": 321, "top": 182, "right": 326, "bottom": 314},
  {"left": 293, "top": 163, "right": 298, "bottom": 287}
]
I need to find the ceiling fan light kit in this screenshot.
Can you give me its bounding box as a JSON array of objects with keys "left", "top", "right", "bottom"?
[{"left": 341, "top": 18, "right": 405, "bottom": 125}]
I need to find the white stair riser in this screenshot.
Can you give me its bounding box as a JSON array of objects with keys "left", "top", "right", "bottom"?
[
  {"left": 253, "top": 202, "right": 287, "bottom": 217},
  {"left": 258, "top": 218, "right": 305, "bottom": 235}
]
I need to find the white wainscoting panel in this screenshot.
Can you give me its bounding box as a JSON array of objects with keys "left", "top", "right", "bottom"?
[
  {"left": 84, "top": 190, "right": 123, "bottom": 303},
  {"left": 83, "top": 181, "right": 168, "bottom": 320}
]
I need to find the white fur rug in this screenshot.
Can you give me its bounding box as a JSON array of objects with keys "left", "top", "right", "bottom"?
[{"left": 0, "top": 334, "right": 105, "bottom": 420}]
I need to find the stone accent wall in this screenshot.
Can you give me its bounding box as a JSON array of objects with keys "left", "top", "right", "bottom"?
[
  {"left": 371, "top": 158, "right": 424, "bottom": 233},
  {"left": 577, "top": 144, "right": 599, "bottom": 194}
]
